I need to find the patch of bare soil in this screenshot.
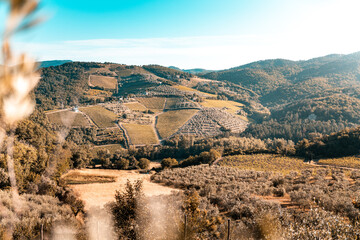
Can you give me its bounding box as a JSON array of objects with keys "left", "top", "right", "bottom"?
[{"left": 65, "top": 163, "right": 178, "bottom": 210}]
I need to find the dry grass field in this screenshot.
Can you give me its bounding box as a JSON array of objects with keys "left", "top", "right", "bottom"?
[
  {"left": 318, "top": 157, "right": 360, "bottom": 169},
  {"left": 156, "top": 109, "right": 199, "bottom": 138},
  {"left": 64, "top": 167, "right": 178, "bottom": 209},
  {"left": 62, "top": 171, "right": 116, "bottom": 184},
  {"left": 89, "top": 75, "right": 117, "bottom": 89},
  {"left": 123, "top": 102, "right": 148, "bottom": 112},
  {"left": 91, "top": 144, "right": 123, "bottom": 155},
  {"left": 79, "top": 105, "right": 118, "bottom": 128},
  {"left": 122, "top": 123, "right": 158, "bottom": 145},
  {"left": 136, "top": 97, "right": 166, "bottom": 111},
  {"left": 200, "top": 99, "right": 244, "bottom": 115},
  {"left": 220, "top": 154, "right": 312, "bottom": 174},
  {"left": 46, "top": 110, "right": 91, "bottom": 127}
]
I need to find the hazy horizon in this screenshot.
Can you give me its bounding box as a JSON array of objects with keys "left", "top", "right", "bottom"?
[{"left": 38, "top": 50, "right": 356, "bottom": 71}]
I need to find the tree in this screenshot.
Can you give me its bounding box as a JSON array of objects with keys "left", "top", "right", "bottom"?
[
  {"left": 97, "top": 149, "right": 112, "bottom": 168},
  {"left": 161, "top": 157, "right": 178, "bottom": 169},
  {"left": 109, "top": 180, "right": 144, "bottom": 240},
  {"left": 114, "top": 158, "right": 129, "bottom": 170},
  {"left": 182, "top": 190, "right": 223, "bottom": 239},
  {"left": 138, "top": 158, "right": 150, "bottom": 170},
  {"left": 71, "top": 146, "right": 92, "bottom": 168}
]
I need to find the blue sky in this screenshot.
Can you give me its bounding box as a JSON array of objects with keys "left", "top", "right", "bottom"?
[{"left": 2, "top": 0, "right": 360, "bottom": 69}]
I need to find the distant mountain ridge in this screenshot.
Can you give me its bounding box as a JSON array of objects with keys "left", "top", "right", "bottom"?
[
  {"left": 168, "top": 66, "right": 215, "bottom": 74},
  {"left": 39, "top": 60, "right": 72, "bottom": 68}
]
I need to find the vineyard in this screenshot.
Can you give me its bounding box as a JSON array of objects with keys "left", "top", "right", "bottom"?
[
  {"left": 136, "top": 97, "right": 166, "bottom": 111},
  {"left": 123, "top": 102, "right": 148, "bottom": 112},
  {"left": 156, "top": 109, "right": 199, "bottom": 138},
  {"left": 46, "top": 110, "right": 91, "bottom": 127},
  {"left": 122, "top": 123, "right": 158, "bottom": 145},
  {"left": 175, "top": 108, "right": 247, "bottom": 137},
  {"left": 200, "top": 99, "right": 244, "bottom": 114},
  {"left": 79, "top": 106, "right": 118, "bottom": 128}
]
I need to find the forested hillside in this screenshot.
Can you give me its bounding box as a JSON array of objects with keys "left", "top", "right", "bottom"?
[{"left": 200, "top": 52, "right": 360, "bottom": 142}]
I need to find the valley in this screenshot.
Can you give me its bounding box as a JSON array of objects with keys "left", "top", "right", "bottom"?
[{"left": 5, "top": 54, "right": 360, "bottom": 239}]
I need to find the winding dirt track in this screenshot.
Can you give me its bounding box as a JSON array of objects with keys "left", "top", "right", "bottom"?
[{"left": 65, "top": 164, "right": 178, "bottom": 210}]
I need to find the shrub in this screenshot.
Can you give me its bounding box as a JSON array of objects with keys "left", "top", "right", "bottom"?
[
  {"left": 114, "top": 158, "right": 129, "bottom": 170},
  {"left": 161, "top": 158, "right": 178, "bottom": 169},
  {"left": 138, "top": 158, "right": 150, "bottom": 170}
]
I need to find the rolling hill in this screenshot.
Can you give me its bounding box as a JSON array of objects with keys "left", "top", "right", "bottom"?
[{"left": 37, "top": 52, "right": 360, "bottom": 145}]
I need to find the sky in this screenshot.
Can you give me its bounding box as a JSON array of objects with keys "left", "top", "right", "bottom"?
[{"left": 2, "top": 0, "right": 360, "bottom": 69}]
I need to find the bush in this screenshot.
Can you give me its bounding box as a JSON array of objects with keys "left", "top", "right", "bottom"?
[
  {"left": 161, "top": 158, "right": 178, "bottom": 169},
  {"left": 138, "top": 158, "right": 150, "bottom": 170},
  {"left": 114, "top": 158, "right": 129, "bottom": 170}
]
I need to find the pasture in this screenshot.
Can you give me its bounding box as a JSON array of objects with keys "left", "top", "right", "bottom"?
[
  {"left": 79, "top": 105, "right": 118, "bottom": 128},
  {"left": 156, "top": 109, "right": 199, "bottom": 138}
]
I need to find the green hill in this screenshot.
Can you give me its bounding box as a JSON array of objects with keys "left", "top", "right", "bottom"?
[{"left": 36, "top": 53, "right": 360, "bottom": 143}]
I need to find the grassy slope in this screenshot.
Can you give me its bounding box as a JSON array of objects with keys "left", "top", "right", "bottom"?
[
  {"left": 79, "top": 105, "right": 118, "bottom": 128},
  {"left": 156, "top": 109, "right": 199, "bottom": 138},
  {"left": 122, "top": 123, "right": 158, "bottom": 145}
]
